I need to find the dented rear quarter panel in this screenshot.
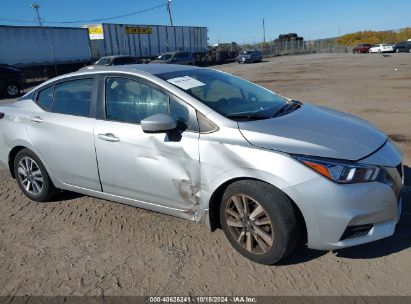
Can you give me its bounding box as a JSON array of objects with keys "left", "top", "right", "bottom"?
[{"left": 0, "top": 101, "right": 35, "bottom": 167}]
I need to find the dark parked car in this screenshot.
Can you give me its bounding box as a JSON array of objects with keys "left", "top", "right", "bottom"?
[
  {"left": 393, "top": 41, "right": 411, "bottom": 53},
  {"left": 238, "top": 50, "right": 263, "bottom": 63},
  {"left": 0, "top": 65, "right": 26, "bottom": 98},
  {"left": 94, "top": 55, "right": 140, "bottom": 66},
  {"left": 352, "top": 44, "right": 372, "bottom": 54},
  {"left": 149, "top": 52, "right": 195, "bottom": 65},
  {"left": 80, "top": 56, "right": 141, "bottom": 71}
]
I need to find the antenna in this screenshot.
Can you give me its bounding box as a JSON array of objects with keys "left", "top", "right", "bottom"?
[
  {"left": 31, "top": 2, "right": 43, "bottom": 26},
  {"left": 166, "top": 0, "right": 173, "bottom": 26}
]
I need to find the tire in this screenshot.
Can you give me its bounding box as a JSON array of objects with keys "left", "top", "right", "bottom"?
[
  {"left": 14, "top": 148, "right": 59, "bottom": 202},
  {"left": 219, "top": 180, "right": 300, "bottom": 265},
  {"left": 4, "top": 82, "right": 20, "bottom": 97}
]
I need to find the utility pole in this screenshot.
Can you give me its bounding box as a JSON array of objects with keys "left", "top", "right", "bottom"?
[
  {"left": 31, "top": 2, "right": 43, "bottom": 26},
  {"left": 166, "top": 0, "right": 173, "bottom": 26},
  {"left": 262, "top": 18, "right": 266, "bottom": 43}
]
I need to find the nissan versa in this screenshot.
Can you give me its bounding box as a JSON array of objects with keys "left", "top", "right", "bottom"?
[{"left": 0, "top": 65, "right": 404, "bottom": 265}]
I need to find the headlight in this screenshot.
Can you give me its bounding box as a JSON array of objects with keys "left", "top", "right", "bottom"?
[{"left": 293, "top": 155, "right": 381, "bottom": 184}]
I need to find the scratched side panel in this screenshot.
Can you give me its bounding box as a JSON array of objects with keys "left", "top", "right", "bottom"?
[
  {"left": 94, "top": 120, "right": 201, "bottom": 213},
  {"left": 0, "top": 100, "right": 38, "bottom": 167},
  {"left": 197, "top": 126, "right": 318, "bottom": 220}
]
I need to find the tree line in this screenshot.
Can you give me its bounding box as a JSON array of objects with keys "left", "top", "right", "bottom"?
[{"left": 337, "top": 28, "right": 411, "bottom": 46}]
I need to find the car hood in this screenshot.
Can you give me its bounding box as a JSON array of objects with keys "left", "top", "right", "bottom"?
[
  {"left": 239, "top": 54, "right": 252, "bottom": 58},
  {"left": 238, "top": 103, "right": 387, "bottom": 161}
]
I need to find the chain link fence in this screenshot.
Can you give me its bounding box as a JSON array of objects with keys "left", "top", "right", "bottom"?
[{"left": 243, "top": 40, "right": 353, "bottom": 57}]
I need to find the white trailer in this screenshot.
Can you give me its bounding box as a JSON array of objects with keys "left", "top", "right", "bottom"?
[
  {"left": 0, "top": 25, "right": 92, "bottom": 66},
  {"left": 84, "top": 23, "right": 208, "bottom": 59}
]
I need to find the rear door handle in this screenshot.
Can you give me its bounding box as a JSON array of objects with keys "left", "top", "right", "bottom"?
[
  {"left": 30, "top": 116, "right": 43, "bottom": 123},
  {"left": 98, "top": 133, "right": 120, "bottom": 142}
]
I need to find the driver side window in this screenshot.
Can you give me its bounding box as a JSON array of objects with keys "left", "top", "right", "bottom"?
[
  {"left": 105, "top": 77, "right": 193, "bottom": 130},
  {"left": 105, "top": 77, "right": 168, "bottom": 123}
]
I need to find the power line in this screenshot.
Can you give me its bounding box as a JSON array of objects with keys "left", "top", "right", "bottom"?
[
  {"left": 0, "top": 17, "right": 34, "bottom": 23},
  {"left": 46, "top": 3, "right": 167, "bottom": 24},
  {"left": 0, "top": 2, "right": 167, "bottom": 25}
]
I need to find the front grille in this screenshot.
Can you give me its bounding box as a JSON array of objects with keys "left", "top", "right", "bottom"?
[
  {"left": 396, "top": 163, "right": 403, "bottom": 179},
  {"left": 382, "top": 165, "right": 403, "bottom": 200},
  {"left": 340, "top": 224, "right": 373, "bottom": 241},
  {"left": 385, "top": 173, "right": 402, "bottom": 200}
]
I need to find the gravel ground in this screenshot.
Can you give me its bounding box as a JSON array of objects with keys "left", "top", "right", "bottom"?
[{"left": 0, "top": 53, "right": 410, "bottom": 296}]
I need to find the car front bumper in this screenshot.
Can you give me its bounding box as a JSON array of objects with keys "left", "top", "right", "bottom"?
[
  {"left": 238, "top": 57, "right": 252, "bottom": 63},
  {"left": 283, "top": 163, "right": 403, "bottom": 251}
]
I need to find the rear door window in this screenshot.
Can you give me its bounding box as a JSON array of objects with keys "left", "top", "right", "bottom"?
[
  {"left": 36, "top": 86, "right": 54, "bottom": 110},
  {"left": 52, "top": 79, "right": 93, "bottom": 117}
]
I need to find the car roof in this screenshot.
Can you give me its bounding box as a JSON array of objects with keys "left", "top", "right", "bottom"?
[
  {"left": 99, "top": 55, "right": 135, "bottom": 59},
  {"left": 89, "top": 64, "right": 202, "bottom": 75},
  {"left": 21, "top": 63, "right": 221, "bottom": 124},
  {"left": 160, "top": 51, "right": 190, "bottom": 55},
  {"left": 48, "top": 64, "right": 203, "bottom": 82}
]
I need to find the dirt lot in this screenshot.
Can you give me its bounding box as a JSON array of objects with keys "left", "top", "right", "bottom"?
[{"left": 1, "top": 53, "right": 410, "bottom": 296}]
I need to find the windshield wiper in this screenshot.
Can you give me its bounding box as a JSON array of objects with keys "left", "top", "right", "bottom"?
[
  {"left": 225, "top": 113, "right": 270, "bottom": 120},
  {"left": 271, "top": 100, "right": 301, "bottom": 117}
]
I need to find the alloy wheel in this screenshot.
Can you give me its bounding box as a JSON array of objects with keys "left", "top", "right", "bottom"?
[
  {"left": 225, "top": 194, "right": 274, "bottom": 254},
  {"left": 6, "top": 84, "right": 19, "bottom": 96},
  {"left": 17, "top": 157, "right": 43, "bottom": 195}
]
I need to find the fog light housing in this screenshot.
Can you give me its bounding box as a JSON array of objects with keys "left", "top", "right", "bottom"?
[{"left": 340, "top": 224, "right": 373, "bottom": 241}]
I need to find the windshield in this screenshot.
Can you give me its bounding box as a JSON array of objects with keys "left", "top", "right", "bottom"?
[
  {"left": 157, "top": 69, "right": 290, "bottom": 119},
  {"left": 241, "top": 51, "right": 253, "bottom": 55},
  {"left": 157, "top": 54, "right": 173, "bottom": 60},
  {"left": 95, "top": 57, "right": 111, "bottom": 65}
]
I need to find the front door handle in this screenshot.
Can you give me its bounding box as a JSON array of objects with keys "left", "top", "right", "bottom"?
[
  {"left": 30, "top": 116, "right": 43, "bottom": 123},
  {"left": 98, "top": 133, "right": 120, "bottom": 142}
]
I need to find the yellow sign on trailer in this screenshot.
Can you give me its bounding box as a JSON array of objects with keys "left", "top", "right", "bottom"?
[
  {"left": 124, "top": 26, "right": 152, "bottom": 35},
  {"left": 87, "top": 25, "right": 104, "bottom": 40}
]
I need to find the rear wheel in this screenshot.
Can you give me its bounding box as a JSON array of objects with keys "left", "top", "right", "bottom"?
[
  {"left": 14, "top": 149, "right": 59, "bottom": 202},
  {"left": 219, "top": 180, "right": 300, "bottom": 265}
]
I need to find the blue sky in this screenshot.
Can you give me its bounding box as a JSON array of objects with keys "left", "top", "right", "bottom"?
[{"left": 1, "top": 0, "right": 410, "bottom": 44}]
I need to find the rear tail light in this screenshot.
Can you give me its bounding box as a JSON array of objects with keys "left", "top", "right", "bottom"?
[{"left": 0, "top": 112, "right": 4, "bottom": 119}]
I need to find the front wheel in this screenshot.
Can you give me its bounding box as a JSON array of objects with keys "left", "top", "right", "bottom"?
[
  {"left": 4, "top": 82, "right": 20, "bottom": 97},
  {"left": 220, "top": 180, "right": 300, "bottom": 265},
  {"left": 14, "top": 148, "right": 59, "bottom": 202}
]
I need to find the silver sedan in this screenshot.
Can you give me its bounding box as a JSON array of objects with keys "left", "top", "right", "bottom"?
[{"left": 0, "top": 64, "right": 403, "bottom": 264}]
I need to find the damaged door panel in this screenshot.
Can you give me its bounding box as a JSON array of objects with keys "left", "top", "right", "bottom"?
[{"left": 94, "top": 119, "right": 200, "bottom": 212}]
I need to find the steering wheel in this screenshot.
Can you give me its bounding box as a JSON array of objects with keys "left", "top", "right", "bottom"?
[{"left": 216, "top": 97, "right": 229, "bottom": 108}]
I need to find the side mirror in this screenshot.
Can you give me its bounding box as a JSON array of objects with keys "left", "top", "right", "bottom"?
[{"left": 141, "top": 113, "right": 177, "bottom": 133}]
